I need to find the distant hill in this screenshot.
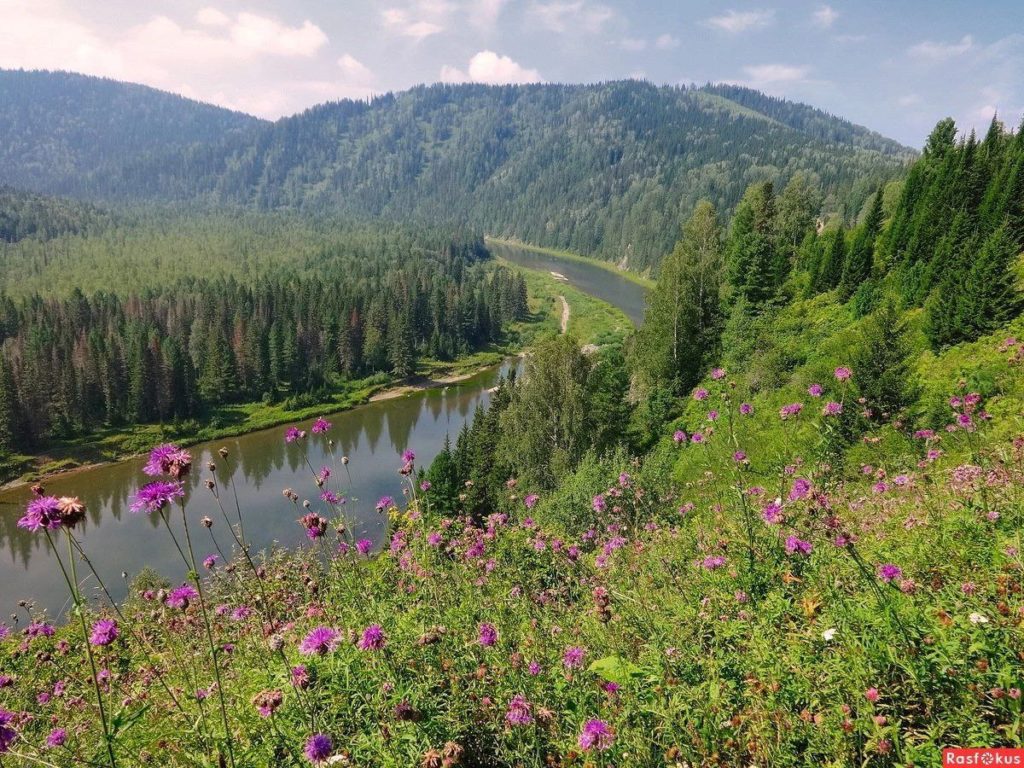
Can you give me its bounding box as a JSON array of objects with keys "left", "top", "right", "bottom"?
[{"left": 0, "top": 71, "right": 915, "bottom": 271}]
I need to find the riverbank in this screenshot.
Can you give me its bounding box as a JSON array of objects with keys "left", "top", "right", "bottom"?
[{"left": 485, "top": 236, "right": 657, "bottom": 290}]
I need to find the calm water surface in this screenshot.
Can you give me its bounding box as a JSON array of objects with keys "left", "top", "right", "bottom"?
[{"left": 0, "top": 244, "right": 646, "bottom": 617}]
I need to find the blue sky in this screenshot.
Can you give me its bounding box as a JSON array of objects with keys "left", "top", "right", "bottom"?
[{"left": 2, "top": 0, "right": 1022, "bottom": 146}]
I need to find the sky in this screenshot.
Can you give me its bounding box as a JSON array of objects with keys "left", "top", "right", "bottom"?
[{"left": 1, "top": 0, "right": 1022, "bottom": 147}]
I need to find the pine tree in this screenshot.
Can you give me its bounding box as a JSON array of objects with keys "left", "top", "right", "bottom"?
[
  {"left": 852, "top": 299, "right": 919, "bottom": 422},
  {"left": 839, "top": 188, "right": 884, "bottom": 299}
]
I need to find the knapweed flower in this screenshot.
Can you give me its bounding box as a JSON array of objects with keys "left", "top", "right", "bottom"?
[
  {"left": 478, "top": 623, "right": 498, "bottom": 647},
  {"left": 55, "top": 496, "right": 86, "bottom": 529},
  {"left": 420, "top": 480, "right": 432, "bottom": 492},
  {"left": 45, "top": 727, "right": 67, "bottom": 748},
  {"left": 732, "top": 450, "right": 747, "bottom": 463},
  {"left": 740, "top": 402, "right": 753, "bottom": 415},
  {"left": 578, "top": 719, "right": 614, "bottom": 751},
  {"left": 563, "top": 646, "right": 586, "bottom": 669},
  {"left": 505, "top": 694, "right": 533, "bottom": 726},
  {"left": 291, "top": 665, "right": 310, "bottom": 689},
  {"left": 130, "top": 481, "right": 185, "bottom": 514},
  {"left": 311, "top": 417, "right": 331, "bottom": 434},
  {"left": 358, "top": 624, "right": 386, "bottom": 651},
  {"left": 761, "top": 500, "right": 783, "bottom": 524},
  {"left": 785, "top": 536, "right": 812, "bottom": 556},
  {"left": 707, "top": 409, "right": 719, "bottom": 421},
  {"left": 203, "top": 554, "right": 218, "bottom": 570},
  {"left": 691, "top": 432, "right": 705, "bottom": 444},
  {"left": 320, "top": 490, "right": 343, "bottom": 505},
  {"left": 18, "top": 496, "right": 62, "bottom": 532},
  {"left": 524, "top": 493, "right": 539, "bottom": 509},
  {"left": 789, "top": 478, "right": 811, "bottom": 501},
  {"left": 165, "top": 584, "right": 199, "bottom": 610},
  {"left": 284, "top": 426, "right": 304, "bottom": 443},
  {"left": 356, "top": 539, "right": 373, "bottom": 556},
  {"left": 693, "top": 387, "right": 709, "bottom": 401},
  {"left": 299, "top": 627, "right": 341, "bottom": 656},
  {"left": 375, "top": 496, "right": 394, "bottom": 513},
  {"left": 304, "top": 733, "right": 333, "bottom": 764},
  {"left": 865, "top": 687, "right": 879, "bottom": 702},
  {"left": 822, "top": 401, "right": 843, "bottom": 416},
  {"left": 143, "top": 444, "right": 181, "bottom": 476},
  {"left": 702, "top": 555, "right": 727, "bottom": 570},
  {"left": 711, "top": 367, "right": 726, "bottom": 380},
  {"left": 252, "top": 689, "right": 284, "bottom": 718},
  {"left": 808, "top": 383, "right": 823, "bottom": 397},
  {"left": 592, "top": 494, "right": 606, "bottom": 513},
  {"left": 26, "top": 621, "right": 55, "bottom": 638},
  {"left": 402, "top": 449, "right": 415, "bottom": 463},
  {"left": 299, "top": 513, "right": 328, "bottom": 540},
  {"left": 780, "top": 403, "right": 804, "bottom": 419},
  {"left": 672, "top": 430, "right": 687, "bottom": 444},
  {"left": 0, "top": 709, "right": 16, "bottom": 754},
  {"left": 877, "top": 564, "right": 902, "bottom": 583},
  {"left": 834, "top": 366, "right": 852, "bottom": 381},
  {"left": 89, "top": 619, "right": 119, "bottom": 647}
]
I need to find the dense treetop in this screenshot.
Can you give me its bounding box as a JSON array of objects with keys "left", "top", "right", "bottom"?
[{"left": 0, "top": 71, "right": 914, "bottom": 272}]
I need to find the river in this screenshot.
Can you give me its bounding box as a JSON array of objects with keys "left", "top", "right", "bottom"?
[{"left": 0, "top": 244, "right": 648, "bottom": 617}]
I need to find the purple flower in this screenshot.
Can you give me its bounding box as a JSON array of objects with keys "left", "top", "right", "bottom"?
[
  {"left": 807, "top": 383, "right": 823, "bottom": 397},
  {"left": 506, "top": 694, "right": 533, "bottom": 726},
  {"left": 691, "top": 432, "right": 705, "bottom": 444},
  {"left": 375, "top": 496, "right": 394, "bottom": 513},
  {"left": 789, "top": 478, "right": 811, "bottom": 501},
  {"left": 358, "top": 624, "right": 386, "bottom": 651},
  {"left": 143, "top": 443, "right": 178, "bottom": 476},
  {"left": 528, "top": 661, "right": 542, "bottom": 676},
  {"left": 822, "top": 401, "right": 843, "bottom": 416},
  {"left": 320, "top": 490, "right": 343, "bottom": 505},
  {"left": 693, "top": 387, "right": 709, "bottom": 401},
  {"left": 203, "top": 555, "right": 218, "bottom": 570},
  {"left": 563, "top": 646, "right": 586, "bottom": 669},
  {"left": 732, "top": 450, "right": 747, "bottom": 463},
  {"left": 311, "top": 417, "right": 331, "bottom": 434},
  {"left": 780, "top": 403, "right": 804, "bottom": 420},
  {"left": 89, "top": 619, "right": 119, "bottom": 647},
  {"left": 761, "top": 500, "right": 782, "bottom": 524},
  {"left": 401, "top": 449, "right": 415, "bottom": 463},
  {"left": 300, "top": 514, "right": 328, "bottom": 540},
  {"left": 877, "top": 564, "right": 902, "bottom": 583},
  {"left": 477, "top": 622, "right": 498, "bottom": 647},
  {"left": 524, "top": 493, "right": 539, "bottom": 509},
  {"left": 291, "top": 665, "right": 310, "bottom": 689},
  {"left": 702, "top": 555, "right": 726, "bottom": 570},
  {"left": 427, "top": 532, "right": 443, "bottom": 547},
  {"left": 419, "top": 480, "right": 432, "bottom": 491},
  {"left": 304, "top": 733, "right": 333, "bottom": 764},
  {"left": 592, "top": 494, "right": 606, "bottom": 513},
  {"left": 672, "top": 430, "right": 687, "bottom": 444},
  {"left": 711, "top": 367, "right": 726, "bottom": 380},
  {"left": 707, "top": 409, "right": 719, "bottom": 421},
  {"left": 45, "top": 727, "right": 67, "bottom": 748},
  {"left": 0, "top": 709, "right": 16, "bottom": 754},
  {"left": 356, "top": 539, "right": 373, "bottom": 556},
  {"left": 25, "top": 621, "right": 54, "bottom": 638},
  {"left": 130, "top": 481, "right": 185, "bottom": 514},
  {"left": 834, "top": 366, "right": 852, "bottom": 382},
  {"left": 18, "top": 496, "right": 63, "bottom": 532},
  {"left": 165, "top": 584, "right": 199, "bottom": 610},
  {"left": 578, "top": 719, "right": 614, "bottom": 751},
  {"left": 285, "top": 426, "right": 304, "bottom": 443},
  {"left": 0, "top": 625, "right": 8, "bottom": 641},
  {"left": 299, "top": 627, "right": 341, "bottom": 656},
  {"left": 784, "top": 536, "right": 812, "bottom": 556},
  {"left": 740, "top": 403, "right": 753, "bottom": 415}
]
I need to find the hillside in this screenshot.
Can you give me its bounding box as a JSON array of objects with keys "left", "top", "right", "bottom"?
[{"left": 0, "top": 72, "right": 915, "bottom": 272}]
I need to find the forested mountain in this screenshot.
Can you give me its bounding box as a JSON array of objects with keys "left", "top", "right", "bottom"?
[
  {"left": 0, "top": 71, "right": 914, "bottom": 272},
  {"left": 0, "top": 188, "right": 115, "bottom": 243},
  {"left": 0, "top": 70, "right": 262, "bottom": 193}
]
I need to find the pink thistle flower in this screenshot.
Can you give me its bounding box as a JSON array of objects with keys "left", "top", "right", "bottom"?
[
  {"left": 877, "top": 564, "right": 902, "bottom": 583},
  {"left": 822, "top": 401, "right": 843, "bottom": 416},
  {"left": 358, "top": 624, "right": 386, "bottom": 651},
  {"left": 505, "top": 694, "right": 533, "bottom": 725},
  {"left": 807, "top": 383, "right": 823, "bottom": 397},
  {"left": 740, "top": 402, "right": 753, "bottom": 415},
  {"left": 563, "top": 646, "right": 586, "bottom": 669},
  {"left": 672, "top": 430, "right": 687, "bottom": 444},
  {"left": 693, "top": 388, "right": 709, "bottom": 401},
  {"left": 578, "top": 719, "right": 614, "bottom": 751},
  {"left": 299, "top": 627, "right": 340, "bottom": 656},
  {"left": 478, "top": 623, "right": 498, "bottom": 647},
  {"left": 311, "top": 417, "right": 331, "bottom": 434},
  {"left": 834, "top": 366, "right": 852, "bottom": 382},
  {"left": 89, "top": 619, "right": 119, "bottom": 647}
]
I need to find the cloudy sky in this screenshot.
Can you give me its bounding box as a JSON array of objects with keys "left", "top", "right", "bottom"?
[{"left": 2, "top": 0, "right": 1022, "bottom": 147}]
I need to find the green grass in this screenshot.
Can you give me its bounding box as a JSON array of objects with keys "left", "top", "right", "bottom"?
[{"left": 486, "top": 236, "right": 658, "bottom": 290}]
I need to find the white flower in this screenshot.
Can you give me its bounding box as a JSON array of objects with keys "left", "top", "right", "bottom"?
[
  {"left": 822, "top": 628, "right": 837, "bottom": 641},
  {"left": 969, "top": 612, "right": 989, "bottom": 625}
]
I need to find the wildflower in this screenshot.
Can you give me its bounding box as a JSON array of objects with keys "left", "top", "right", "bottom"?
[
  {"left": 785, "top": 536, "right": 812, "bottom": 556},
  {"left": 55, "top": 496, "right": 86, "bottom": 529},
  {"left": 253, "top": 689, "right": 284, "bottom": 718},
  {"left": 26, "top": 621, "right": 55, "bottom": 638},
  {"left": 505, "top": 694, "right": 533, "bottom": 726},
  {"left": 203, "top": 555, "right": 218, "bottom": 570},
  {"left": 356, "top": 539, "right": 373, "bottom": 556},
  {"left": 524, "top": 493, "right": 539, "bottom": 509},
  {"left": 17, "top": 496, "right": 63, "bottom": 532},
  {"left": 285, "top": 426, "right": 304, "bottom": 443},
  {"left": 419, "top": 480, "right": 431, "bottom": 492},
  {"left": 311, "top": 417, "right": 331, "bottom": 434},
  {"left": 165, "top": 584, "right": 199, "bottom": 609},
  {"left": 693, "top": 387, "right": 709, "bottom": 401},
  {"left": 375, "top": 496, "right": 395, "bottom": 513},
  {"left": 402, "top": 449, "right": 415, "bottom": 463},
  {"left": 231, "top": 606, "right": 252, "bottom": 621},
  {"left": 291, "top": 665, "right": 310, "bottom": 689},
  {"left": 89, "top": 619, "right": 119, "bottom": 647},
  {"left": 808, "top": 383, "right": 823, "bottom": 397},
  {"left": 702, "top": 555, "right": 726, "bottom": 570},
  {"left": 0, "top": 709, "right": 16, "bottom": 754},
  {"left": 578, "top": 719, "right": 614, "bottom": 751},
  {"left": 691, "top": 432, "right": 705, "bottom": 444},
  {"left": 780, "top": 403, "right": 804, "bottom": 419},
  {"left": 740, "top": 402, "right": 753, "bottom": 415},
  {"left": 711, "top": 367, "right": 726, "bottom": 380},
  {"left": 358, "top": 624, "right": 386, "bottom": 651},
  {"left": 707, "top": 409, "right": 719, "bottom": 421},
  {"left": 592, "top": 494, "right": 606, "bottom": 513},
  {"left": 320, "top": 490, "right": 343, "bottom": 505},
  {"left": 300, "top": 627, "right": 341, "bottom": 656},
  {"left": 822, "top": 628, "right": 837, "bottom": 641},
  {"left": 672, "top": 430, "right": 686, "bottom": 444},
  {"left": 834, "top": 366, "right": 852, "bottom": 381},
  {"left": 143, "top": 444, "right": 180, "bottom": 476},
  {"left": 822, "top": 401, "right": 843, "bottom": 416},
  {"left": 789, "top": 478, "right": 811, "bottom": 501},
  {"left": 563, "top": 646, "right": 586, "bottom": 669},
  {"left": 478, "top": 623, "right": 498, "bottom": 647},
  {"left": 130, "top": 481, "right": 185, "bottom": 514},
  {"left": 969, "top": 612, "right": 989, "bottom": 625},
  {"left": 46, "top": 728, "right": 67, "bottom": 748},
  {"left": 528, "top": 661, "right": 542, "bottom": 676},
  {"left": 877, "top": 564, "right": 902, "bottom": 583},
  {"left": 299, "top": 513, "right": 328, "bottom": 540},
  {"left": 305, "top": 733, "right": 333, "bottom": 764}
]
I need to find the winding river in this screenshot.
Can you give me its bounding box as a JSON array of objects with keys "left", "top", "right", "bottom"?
[{"left": 0, "top": 244, "right": 648, "bottom": 617}]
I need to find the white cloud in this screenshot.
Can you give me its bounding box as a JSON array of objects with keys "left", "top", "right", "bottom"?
[
  {"left": 528, "top": 1, "right": 614, "bottom": 34},
  {"left": 897, "top": 94, "right": 922, "bottom": 107},
  {"left": 654, "top": 33, "right": 680, "bottom": 50},
  {"left": 228, "top": 13, "right": 327, "bottom": 57},
  {"left": 620, "top": 37, "right": 647, "bottom": 51},
  {"left": 440, "top": 50, "right": 542, "bottom": 85},
  {"left": 742, "top": 63, "right": 811, "bottom": 85},
  {"left": 812, "top": 5, "right": 838, "bottom": 28},
  {"left": 196, "top": 7, "right": 230, "bottom": 27},
  {"left": 705, "top": 9, "right": 775, "bottom": 33},
  {"left": 468, "top": 0, "right": 509, "bottom": 30},
  {"left": 909, "top": 35, "right": 974, "bottom": 61},
  {"left": 337, "top": 54, "right": 373, "bottom": 84},
  {"left": 381, "top": 8, "right": 444, "bottom": 40}
]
